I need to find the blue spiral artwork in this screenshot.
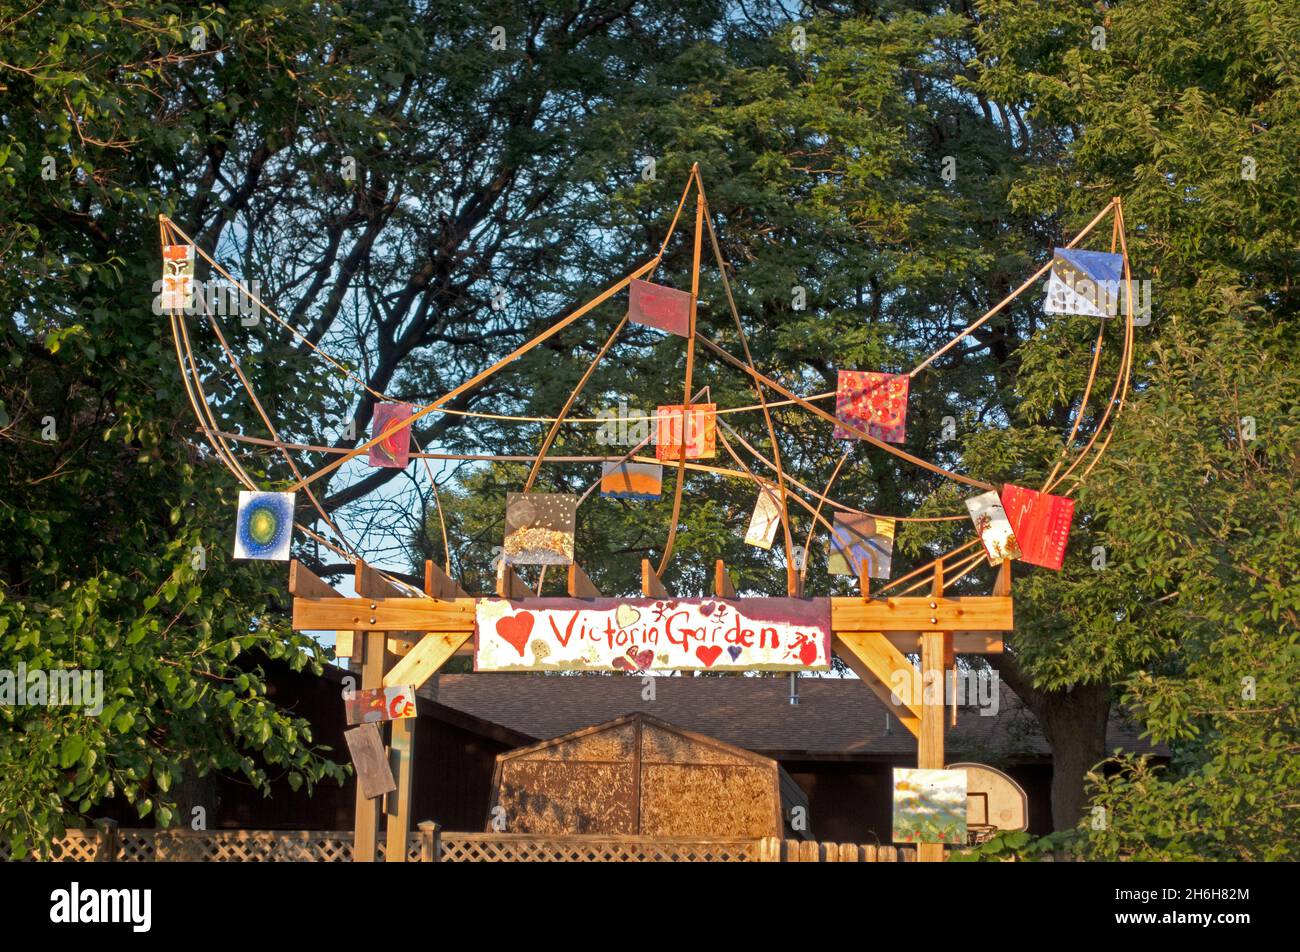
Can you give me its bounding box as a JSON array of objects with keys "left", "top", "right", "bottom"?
[{"left": 234, "top": 491, "right": 294, "bottom": 561}]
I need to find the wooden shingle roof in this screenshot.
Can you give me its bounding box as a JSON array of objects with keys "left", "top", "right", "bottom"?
[{"left": 419, "top": 673, "right": 1163, "bottom": 762}]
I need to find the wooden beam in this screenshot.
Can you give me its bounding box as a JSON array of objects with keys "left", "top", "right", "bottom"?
[
  {"left": 496, "top": 562, "right": 531, "bottom": 599},
  {"left": 291, "top": 561, "right": 360, "bottom": 664},
  {"left": 425, "top": 560, "right": 468, "bottom": 599},
  {"left": 831, "top": 596, "right": 1013, "bottom": 634},
  {"left": 351, "top": 630, "right": 385, "bottom": 862},
  {"left": 865, "top": 631, "right": 1003, "bottom": 654},
  {"left": 918, "top": 629, "right": 946, "bottom": 863},
  {"left": 385, "top": 717, "right": 415, "bottom": 863},
  {"left": 358, "top": 562, "right": 409, "bottom": 599},
  {"left": 295, "top": 596, "right": 474, "bottom": 632},
  {"left": 294, "top": 594, "right": 1014, "bottom": 636},
  {"left": 383, "top": 632, "right": 472, "bottom": 690},
  {"left": 354, "top": 562, "right": 412, "bottom": 864},
  {"left": 994, "top": 557, "right": 1012, "bottom": 596},
  {"left": 567, "top": 562, "right": 601, "bottom": 598},
  {"left": 641, "top": 559, "right": 669, "bottom": 597},
  {"left": 833, "top": 633, "right": 923, "bottom": 733},
  {"left": 289, "top": 559, "right": 339, "bottom": 598},
  {"left": 714, "top": 560, "right": 736, "bottom": 598}
]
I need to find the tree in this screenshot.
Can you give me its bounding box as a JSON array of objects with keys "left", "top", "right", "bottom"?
[{"left": 973, "top": 0, "right": 1300, "bottom": 855}]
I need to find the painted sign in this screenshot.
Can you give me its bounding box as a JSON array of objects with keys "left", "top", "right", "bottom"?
[
  {"left": 965, "top": 490, "right": 1021, "bottom": 565},
  {"left": 628, "top": 278, "right": 691, "bottom": 336},
  {"left": 1000, "top": 483, "right": 1074, "bottom": 570},
  {"left": 744, "top": 488, "right": 782, "bottom": 549},
  {"left": 161, "top": 243, "right": 195, "bottom": 312},
  {"left": 344, "top": 685, "right": 417, "bottom": 726},
  {"left": 827, "top": 512, "right": 895, "bottom": 578},
  {"left": 655, "top": 403, "right": 716, "bottom": 460},
  {"left": 833, "top": 370, "right": 909, "bottom": 443},
  {"left": 234, "top": 490, "right": 294, "bottom": 561},
  {"left": 368, "top": 401, "right": 413, "bottom": 468},
  {"left": 600, "top": 461, "right": 663, "bottom": 500},
  {"left": 892, "top": 768, "right": 968, "bottom": 845},
  {"left": 1044, "top": 247, "right": 1124, "bottom": 317},
  {"left": 504, "top": 491, "right": 578, "bottom": 565},
  {"left": 474, "top": 597, "right": 832, "bottom": 672}
]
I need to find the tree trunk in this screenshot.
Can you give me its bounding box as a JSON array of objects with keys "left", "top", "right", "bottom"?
[
  {"left": 168, "top": 767, "right": 218, "bottom": 831},
  {"left": 989, "top": 655, "right": 1111, "bottom": 831},
  {"left": 1036, "top": 683, "right": 1111, "bottom": 830}
]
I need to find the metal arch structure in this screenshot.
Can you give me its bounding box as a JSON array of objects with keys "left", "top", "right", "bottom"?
[{"left": 161, "top": 165, "right": 1137, "bottom": 861}]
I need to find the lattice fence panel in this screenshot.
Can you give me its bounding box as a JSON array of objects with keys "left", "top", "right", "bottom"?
[
  {"left": 4, "top": 829, "right": 912, "bottom": 863},
  {"left": 0, "top": 829, "right": 102, "bottom": 862},
  {"left": 438, "top": 834, "right": 763, "bottom": 863}
]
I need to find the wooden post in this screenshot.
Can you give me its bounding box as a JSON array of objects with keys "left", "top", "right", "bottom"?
[
  {"left": 352, "top": 631, "right": 386, "bottom": 862},
  {"left": 94, "top": 818, "right": 118, "bottom": 862},
  {"left": 918, "top": 628, "right": 946, "bottom": 863},
  {"left": 418, "top": 820, "right": 441, "bottom": 862},
  {"left": 714, "top": 559, "right": 736, "bottom": 597},
  {"left": 641, "top": 558, "right": 669, "bottom": 597},
  {"left": 385, "top": 716, "right": 415, "bottom": 862},
  {"left": 568, "top": 562, "right": 601, "bottom": 597},
  {"left": 914, "top": 556, "right": 949, "bottom": 862},
  {"left": 352, "top": 563, "right": 392, "bottom": 863}
]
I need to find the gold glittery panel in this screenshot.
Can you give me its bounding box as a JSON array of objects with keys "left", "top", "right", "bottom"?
[
  {"left": 497, "top": 761, "right": 636, "bottom": 835},
  {"left": 640, "top": 764, "right": 777, "bottom": 838},
  {"left": 503, "top": 492, "right": 577, "bottom": 565},
  {"left": 513, "top": 722, "right": 637, "bottom": 763},
  {"left": 641, "top": 722, "right": 753, "bottom": 767}
]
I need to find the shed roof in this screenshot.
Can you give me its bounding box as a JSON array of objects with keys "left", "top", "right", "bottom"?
[{"left": 420, "top": 673, "right": 1163, "bottom": 762}]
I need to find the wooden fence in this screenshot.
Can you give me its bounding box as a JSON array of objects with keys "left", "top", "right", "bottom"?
[{"left": 1, "top": 821, "right": 919, "bottom": 862}]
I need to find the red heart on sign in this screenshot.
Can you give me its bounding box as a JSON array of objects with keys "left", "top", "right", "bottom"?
[
  {"left": 495, "top": 612, "right": 534, "bottom": 657},
  {"left": 696, "top": 645, "right": 722, "bottom": 668},
  {"left": 799, "top": 641, "right": 819, "bottom": 666}
]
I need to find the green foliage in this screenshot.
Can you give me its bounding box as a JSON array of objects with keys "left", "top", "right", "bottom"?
[
  {"left": 0, "top": 0, "right": 356, "bottom": 853},
  {"left": 948, "top": 829, "right": 1075, "bottom": 862},
  {"left": 972, "top": 0, "right": 1300, "bottom": 855}
]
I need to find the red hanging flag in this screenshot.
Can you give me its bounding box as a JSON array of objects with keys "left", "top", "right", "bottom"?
[
  {"left": 833, "top": 371, "right": 909, "bottom": 443},
  {"left": 655, "top": 403, "right": 716, "bottom": 460},
  {"left": 368, "top": 402, "right": 413, "bottom": 468},
  {"left": 628, "top": 279, "right": 692, "bottom": 336},
  {"left": 1000, "top": 484, "right": 1075, "bottom": 570}
]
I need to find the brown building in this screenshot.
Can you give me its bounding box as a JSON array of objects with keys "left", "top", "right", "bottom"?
[{"left": 190, "top": 661, "right": 1162, "bottom": 843}]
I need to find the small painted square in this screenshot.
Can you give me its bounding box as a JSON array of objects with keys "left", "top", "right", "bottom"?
[
  {"left": 744, "top": 488, "right": 783, "bottom": 549},
  {"left": 655, "top": 403, "right": 716, "bottom": 460},
  {"left": 600, "top": 461, "right": 663, "bottom": 500},
  {"left": 892, "top": 768, "right": 967, "bottom": 845},
  {"left": 628, "top": 278, "right": 692, "bottom": 336},
  {"left": 344, "top": 685, "right": 417, "bottom": 725},
  {"left": 368, "top": 402, "right": 413, "bottom": 468},
  {"left": 965, "top": 490, "right": 1021, "bottom": 565},
  {"left": 1044, "top": 247, "right": 1124, "bottom": 317},
  {"left": 833, "top": 371, "right": 909, "bottom": 443},
  {"left": 827, "top": 513, "right": 895, "bottom": 578},
  {"left": 234, "top": 491, "right": 294, "bottom": 561},
  {"left": 161, "top": 244, "right": 195, "bottom": 312},
  {"left": 504, "top": 491, "right": 578, "bottom": 565},
  {"left": 1000, "top": 483, "right": 1075, "bottom": 570}
]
